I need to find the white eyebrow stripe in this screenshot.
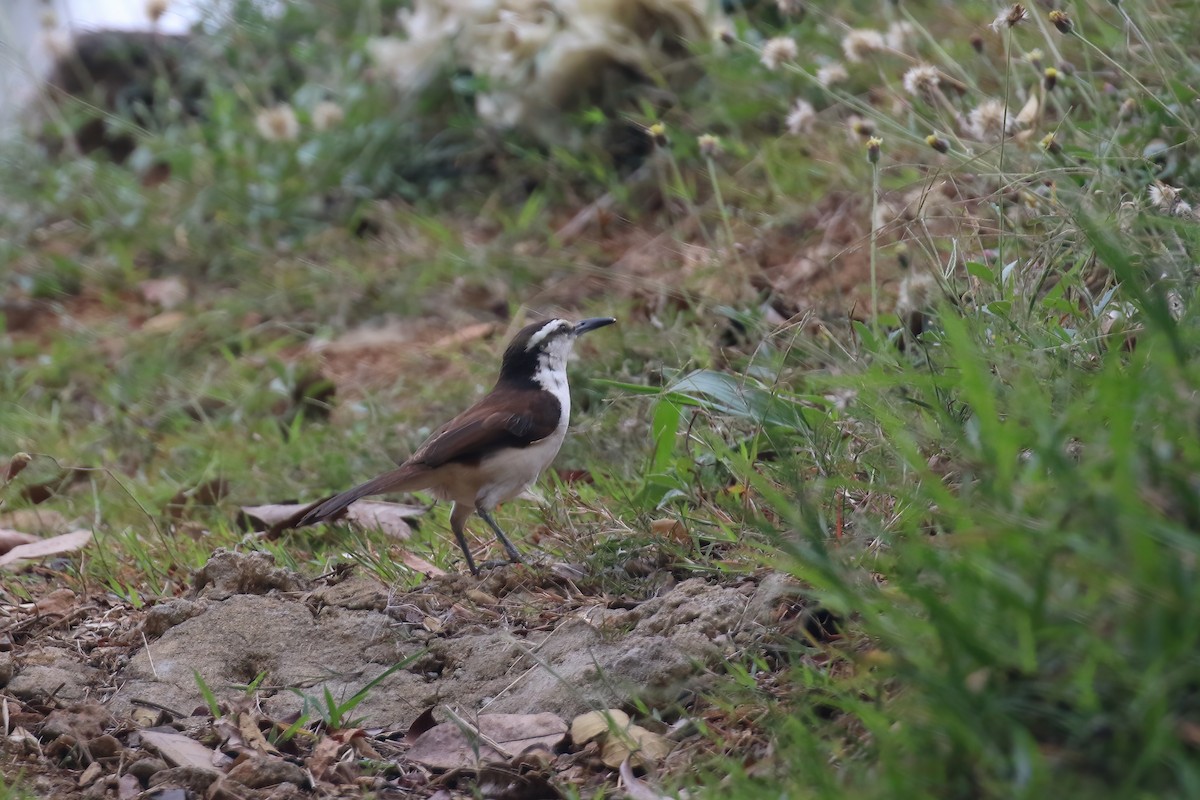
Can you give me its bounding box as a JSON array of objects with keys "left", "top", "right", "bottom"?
[{"left": 525, "top": 320, "right": 566, "bottom": 351}]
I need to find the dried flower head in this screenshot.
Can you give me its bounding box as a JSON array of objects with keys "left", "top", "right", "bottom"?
[
  {"left": 1040, "top": 133, "right": 1061, "bottom": 154},
  {"left": 992, "top": 3, "right": 1028, "bottom": 32},
  {"left": 898, "top": 271, "right": 939, "bottom": 314},
  {"left": 698, "top": 134, "right": 723, "bottom": 158},
  {"left": 1049, "top": 10, "right": 1073, "bottom": 33},
  {"left": 1149, "top": 181, "right": 1180, "bottom": 210},
  {"left": 776, "top": 0, "right": 804, "bottom": 16},
  {"left": 885, "top": 21, "right": 916, "bottom": 50},
  {"left": 761, "top": 36, "right": 799, "bottom": 70},
  {"left": 1025, "top": 48, "right": 1044, "bottom": 69},
  {"left": 902, "top": 65, "right": 941, "bottom": 97},
  {"left": 1173, "top": 200, "right": 1195, "bottom": 220},
  {"left": 966, "top": 98, "right": 1013, "bottom": 140},
  {"left": 713, "top": 22, "right": 735, "bottom": 45},
  {"left": 647, "top": 122, "right": 669, "bottom": 147},
  {"left": 1043, "top": 67, "right": 1059, "bottom": 91},
  {"left": 970, "top": 34, "right": 985, "bottom": 53},
  {"left": 5, "top": 452, "right": 31, "bottom": 483},
  {"left": 926, "top": 134, "right": 950, "bottom": 153},
  {"left": 849, "top": 116, "right": 875, "bottom": 138},
  {"left": 146, "top": 0, "right": 169, "bottom": 23},
  {"left": 866, "top": 136, "right": 883, "bottom": 163},
  {"left": 786, "top": 99, "right": 816, "bottom": 135},
  {"left": 816, "top": 63, "right": 849, "bottom": 87},
  {"left": 312, "top": 101, "right": 344, "bottom": 132},
  {"left": 842, "top": 29, "right": 887, "bottom": 63},
  {"left": 255, "top": 104, "right": 300, "bottom": 141}
]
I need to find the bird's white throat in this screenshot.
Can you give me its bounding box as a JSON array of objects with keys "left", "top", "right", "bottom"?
[{"left": 534, "top": 335, "right": 574, "bottom": 428}]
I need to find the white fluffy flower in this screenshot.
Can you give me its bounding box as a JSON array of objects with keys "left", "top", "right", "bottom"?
[
  {"left": 902, "top": 64, "right": 940, "bottom": 97},
  {"left": 255, "top": 104, "right": 300, "bottom": 142},
  {"left": 760, "top": 36, "right": 799, "bottom": 71},
  {"left": 842, "top": 29, "right": 886, "bottom": 63},
  {"left": 312, "top": 101, "right": 345, "bottom": 132},
  {"left": 966, "top": 99, "right": 1013, "bottom": 140},
  {"left": 816, "top": 62, "right": 849, "bottom": 87},
  {"left": 786, "top": 99, "right": 816, "bottom": 134}
]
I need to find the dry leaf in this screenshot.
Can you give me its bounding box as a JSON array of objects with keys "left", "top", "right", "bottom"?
[
  {"left": 4, "top": 452, "right": 31, "bottom": 483},
  {"left": 140, "top": 729, "right": 231, "bottom": 772},
  {"left": 619, "top": 758, "right": 674, "bottom": 800},
  {"left": 346, "top": 501, "right": 419, "bottom": 539},
  {"left": 571, "top": 709, "right": 630, "bottom": 745},
  {"left": 600, "top": 724, "right": 673, "bottom": 769},
  {"left": 141, "top": 311, "right": 187, "bottom": 334},
  {"left": 430, "top": 322, "right": 496, "bottom": 351},
  {"left": 397, "top": 550, "right": 446, "bottom": 577},
  {"left": 0, "top": 529, "right": 39, "bottom": 556},
  {"left": 139, "top": 277, "right": 188, "bottom": 310},
  {"left": 406, "top": 712, "right": 568, "bottom": 770},
  {"left": 0, "top": 509, "right": 71, "bottom": 535},
  {"left": 649, "top": 518, "right": 689, "bottom": 545},
  {"left": 238, "top": 712, "right": 280, "bottom": 756},
  {"left": 1016, "top": 93, "right": 1039, "bottom": 126},
  {"left": 0, "top": 529, "right": 92, "bottom": 568},
  {"left": 307, "top": 735, "right": 345, "bottom": 782},
  {"left": 406, "top": 707, "right": 438, "bottom": 744}
]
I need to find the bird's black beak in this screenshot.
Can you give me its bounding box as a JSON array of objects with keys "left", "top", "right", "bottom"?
[{"left": 574, "top": 317, "right": 617, "bottom": 335}]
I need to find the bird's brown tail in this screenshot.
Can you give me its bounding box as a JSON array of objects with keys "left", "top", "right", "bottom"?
[{"left": 280, "top": 466, "right": 427, "bottom": 532}]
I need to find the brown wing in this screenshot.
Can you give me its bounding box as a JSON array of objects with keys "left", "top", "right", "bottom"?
[{"left": 409, "top": 387, "right": 562, "bottom": 468}]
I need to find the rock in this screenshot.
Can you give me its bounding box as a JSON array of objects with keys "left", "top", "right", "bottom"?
[
  {"left": 87, "top": 733, "right": 125, "bottom": 759},
  {"left": 7, "top": 648, "right": 104, "bottom": 704},
  {"left": 193, "top": 549, "right": 305, "bottom": 599},
  {"left": 143, "top": 599, "right": 206, "bottom": 637},
  {"left": 148, "top": 766, "right": 220, "bottom": 795},
  {"left": 128, "top": 756, "right": 169, "bottom": 786},
  {"left": 41, "top": 703, "right": 114, "bottom": 740},
  {"left": 226, "top": 757, "right": 309, "bottom": 789}
]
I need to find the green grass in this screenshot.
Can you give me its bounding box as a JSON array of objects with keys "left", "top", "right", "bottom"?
[{"left": 3, "top": 0, "right": 1200, "bottom": 796}]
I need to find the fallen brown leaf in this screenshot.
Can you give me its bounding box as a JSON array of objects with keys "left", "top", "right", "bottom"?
[
  {"left": 619, "top": 758, "right": 674, "bottom": 800},
  {"left": 0, "top": 529, "right": 92, "bottom": 568},
  {"left": 139, "top": 728, "right": 231, "bottom": 772},
  {"left": 0, "top": 529, "right": 39, "bottom": 556}
]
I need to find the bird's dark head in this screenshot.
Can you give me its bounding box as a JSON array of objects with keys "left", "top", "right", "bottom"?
[{"left": 498, "top": 317, "right": 616, "bottom": 386}]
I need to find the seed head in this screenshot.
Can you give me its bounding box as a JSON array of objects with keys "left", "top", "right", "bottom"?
[
  {"left": 761, "top": 36, "right": 799, "bottom": 71},
  {"left": 816, "top": 63, "right": 849, "bottom": 87},
  {"left": 312, "top": 101, "right": 344, "bottom": 132},
  {"left": 992, "top": 4, "right": 1028, "bottom": 32},
  {"left": 1025, "top": 49, "right": 1044, "bottom": 69},
  {"left": 698, "top": 134, "right": 723, "bottom": 159},
  {"left": 1043, "top": 67, "right": 1059, "bottom": 91},
  {"left": 146, "top": 0, "right": 169, "bottom": 23},
  {"left": 926, "top": 134, "right": 950, "bottom": 153},
  {"left": 1149, "top": 181, "right": 1180, "bottom": 211},
  {"left": 902, "top": 64, "right": 941, "bottom": 97},
  {"left": 1040, "top": 133, "right": 1061, "bottom": 154},
  {"left": 866, "top": 136, "right": 883, "bottom": 164},
  {"left": 776, "top": 0, "right": 804, "bottom": 16},
  {"left": 970, "top": 34, "right": 985, "bottom": 53},
  {"left": 1049, "top": 10, "right": 1073, "bottom": 34},
  {"left": 786, "top": 99, "right": 816, "bottom": 135},
  {"left": 842, "top": 29, "right": 887, "bottom": 63},
  {"left": 966, "top": 98, "right": 1013, "bottom": 141},
  {"left": 255, "top": 104, "right": 300, "bottom": 142},
  {"left": 885, "top": 21, "right": 916, "bottom": 51},
  {"left": 647, "top": 122, "right": 669, "bottom": 148},
  {"left": 849, "top": 116, "right": 875, "bottom": 138}
]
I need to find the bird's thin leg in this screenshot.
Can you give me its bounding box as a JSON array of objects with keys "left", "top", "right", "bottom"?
[
  {"left": 450, "top": 503, "right": 479, "bottom": 576},
  {"left": 476, "top": 506, "right": 524, "bottom": 564}
]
